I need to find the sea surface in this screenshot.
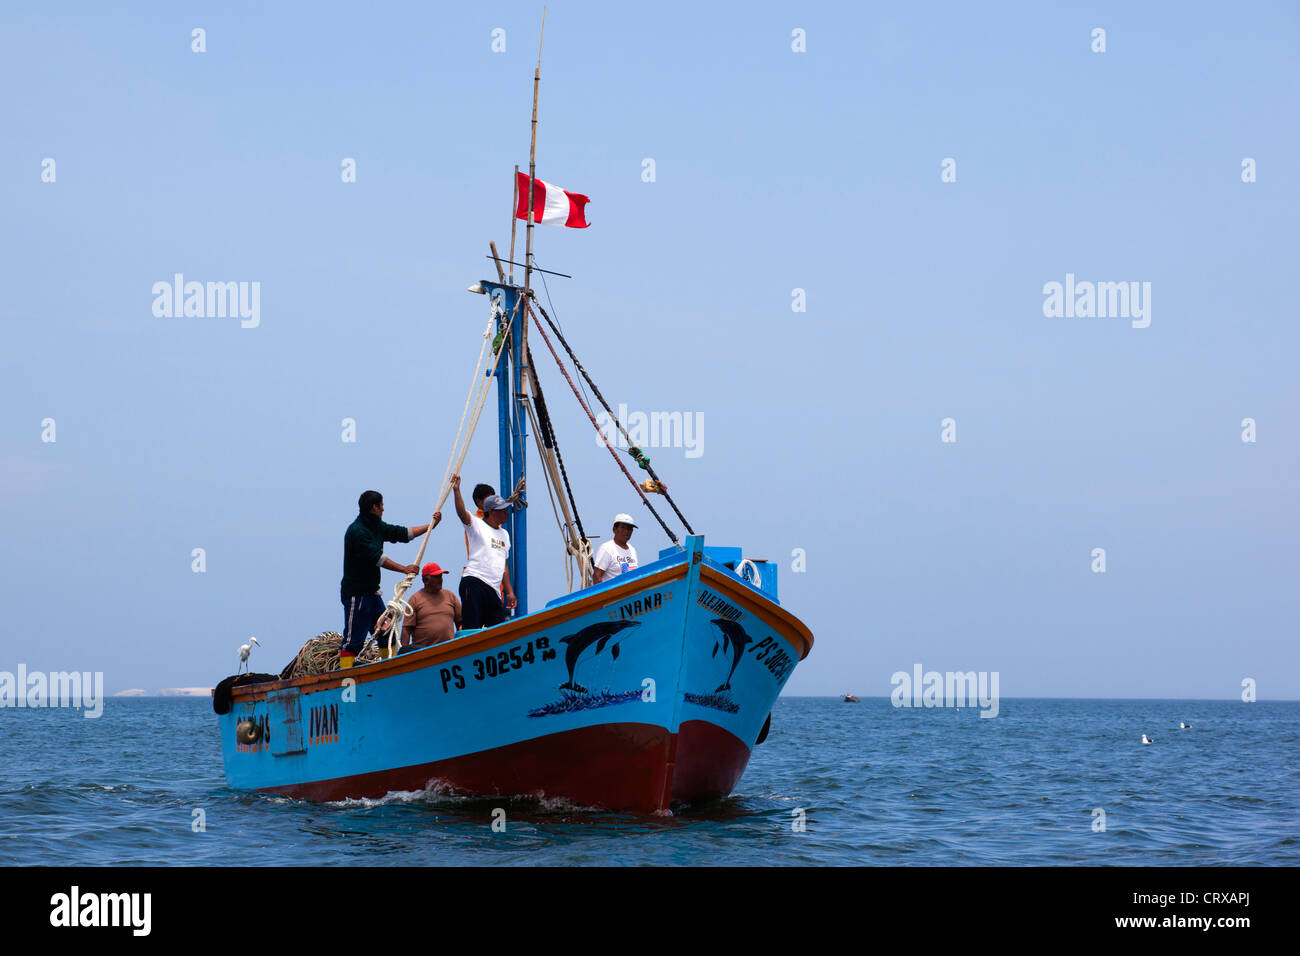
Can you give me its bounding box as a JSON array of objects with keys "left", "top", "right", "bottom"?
[{"left": 1, "top": 697, "right": 1295, "bottom": 866}]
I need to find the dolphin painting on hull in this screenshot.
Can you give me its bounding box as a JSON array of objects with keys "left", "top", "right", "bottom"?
[
  {"left": 709, "top": 618, "right": 754, "bottom": 692},
  {"left": 558, "top": 619, "right": 642, "bottom": 693}
]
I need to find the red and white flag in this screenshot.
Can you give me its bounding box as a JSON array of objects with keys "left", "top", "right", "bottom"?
[{"left": 515, "top": 172, "right": 590, "bottom": 228}]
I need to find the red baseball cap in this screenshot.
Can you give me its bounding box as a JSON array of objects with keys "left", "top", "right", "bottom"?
[{"left": 421, "top": 562, "right": 449, "bottom": 576}]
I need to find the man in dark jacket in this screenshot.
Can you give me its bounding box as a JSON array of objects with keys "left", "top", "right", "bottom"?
[{"left": 340, "top": 490, "right": 437, "bottom": 668}]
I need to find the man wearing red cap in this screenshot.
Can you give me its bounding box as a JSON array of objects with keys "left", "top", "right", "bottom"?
[{"left": 401, "top": 562, "right": 462, "bottom": 651}]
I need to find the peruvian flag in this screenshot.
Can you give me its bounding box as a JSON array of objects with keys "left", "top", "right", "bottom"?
[{"left": 515, "top": 172, "right": 590, "bottom": 228}]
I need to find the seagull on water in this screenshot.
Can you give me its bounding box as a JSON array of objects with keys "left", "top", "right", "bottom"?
[
  {"left": 238, "top": 637, "right": 260, "bottom": 674},
  {"left": 1141, "top": 734, "right": 1154, "bottom": 745}
]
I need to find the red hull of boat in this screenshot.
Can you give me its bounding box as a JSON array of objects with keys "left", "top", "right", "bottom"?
[{"left": 259, "top": 719, "right": 750, "bottom": 813}]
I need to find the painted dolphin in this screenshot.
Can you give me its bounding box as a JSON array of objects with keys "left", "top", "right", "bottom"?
[
  {"left": 709, "top": 618, "right": 754, "bottom": 692},
  {"left": 558, "top": 619, "right": 641, "bottom": 693}
]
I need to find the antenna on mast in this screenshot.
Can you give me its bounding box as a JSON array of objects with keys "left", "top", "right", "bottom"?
[
  {"left": 523, "top": 7, "right": 546, "bottom": 302},
  {"left": 509, "top": 165, "right": 519, "bottom": 284}
]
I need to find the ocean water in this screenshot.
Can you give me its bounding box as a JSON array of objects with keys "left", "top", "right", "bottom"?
[{"left": 0, "top": 697, "right": 1295, "bottom": 866}]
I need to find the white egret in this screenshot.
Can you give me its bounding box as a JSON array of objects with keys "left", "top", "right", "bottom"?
[{"left": 238, "top": 637, "right": 261, "bottom": 673}]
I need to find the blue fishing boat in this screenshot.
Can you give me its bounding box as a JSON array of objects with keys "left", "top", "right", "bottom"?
[
  {"left": 215, "top": 538, "right": 811, "bottom": 812},
  {"left": 212, "top": 40, "right": 814, "bottom": 813}
]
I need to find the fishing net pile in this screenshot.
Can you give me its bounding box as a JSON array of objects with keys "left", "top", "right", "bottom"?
[{"left": 279, "top": 631, "right": 385, "bottom": 679}]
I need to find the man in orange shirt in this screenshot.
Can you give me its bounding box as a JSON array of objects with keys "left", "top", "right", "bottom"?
[{"left": 401, "top": 563, "right": 463, "bottom": 651}]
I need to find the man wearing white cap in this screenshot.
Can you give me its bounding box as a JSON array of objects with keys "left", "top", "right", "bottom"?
[{"left": 593, "top": 514, "right": 639, "bottom": 584}]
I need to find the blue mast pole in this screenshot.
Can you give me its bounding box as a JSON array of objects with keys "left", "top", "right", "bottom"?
[
  {"left": 486, "top": 283, "right": 527, "bottom": 616},
  {"left": 512, "top": 296, "right": 527, "bottom": 615},
  {"left": 495, "top": 292, "right": 511, "bottom": 522}
]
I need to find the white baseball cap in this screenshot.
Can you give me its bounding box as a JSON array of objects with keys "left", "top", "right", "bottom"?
[{"left": 613, "top": 513, "right": 637, "bottom": 528}]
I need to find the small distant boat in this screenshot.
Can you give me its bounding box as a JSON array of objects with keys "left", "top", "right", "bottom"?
[{"left": 843, "top": 694, "right": 860, "bottom": 703}]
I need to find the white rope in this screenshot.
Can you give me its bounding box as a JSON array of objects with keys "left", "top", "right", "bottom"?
[
  {"left": 522, "top": 389, "right": 593, "bottom": 591},
  {"left": 523, "top": 396, "right": 576, "bottom": 591},
  {"left": 377, "top": 297, "right": 521, "bottom": 652}
]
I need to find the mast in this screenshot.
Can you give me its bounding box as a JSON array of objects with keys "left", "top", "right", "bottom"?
[
  {"left": 523, "top": 9, "right": 545, "bottom": 301},
  {"left": 487, "top": 10, "right": 546, "bottom": 618},
  {"left": 484, "top": 277, "right": 528, "bottom": 617}
]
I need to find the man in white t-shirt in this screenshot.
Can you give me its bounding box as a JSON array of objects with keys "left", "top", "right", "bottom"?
[
  {"left": 593, "top": 514, "right": 639, "bottom": 584},
  {"left": 451, "top": 474, "right": 516, "bottom": 628}
]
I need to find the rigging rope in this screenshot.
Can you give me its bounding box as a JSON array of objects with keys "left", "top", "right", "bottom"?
[
  {"left": 527, "top": 344, "right": 592, "bottom": 575},
  {"left": 540, "top": 269, "right": 597, "bottom": 417},
  {"left": 372, "top": 274, "right": 698, "bottom": 642},
  {"left": 505, "top": 476, "right": 527, "bottom": 507},
  {"left": 522, "top": 393, "right": 592, "bottom": 591},
  {"left": 375, "top": 296, "right": 521, "bottom": 651},
  {"left": 529, "top": 298, "right": 696, "bottom": 536},
  {"left": 524, "top": 296, "right": 684, "bottom": 549}
]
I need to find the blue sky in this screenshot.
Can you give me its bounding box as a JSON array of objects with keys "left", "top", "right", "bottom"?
[{"left": 1, "top": 1, "right": 1296, "bottom": 698}]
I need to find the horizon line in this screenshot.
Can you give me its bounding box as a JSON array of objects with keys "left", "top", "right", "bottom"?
[{"left": 104, "top": 692, "right": 1300, "bottom": 702}]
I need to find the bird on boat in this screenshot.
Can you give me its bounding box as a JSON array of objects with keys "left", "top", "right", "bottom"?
[
  {"left": 238, "top": 637, "right": 260, "bottom": 674},
  {"left": 1179, "top": 722, "right": 1191, "bottom": 729},
  {"left": 557, "top": 620, "right": 641, "bottom": 693},
  {"left": 709, "top": 619, "right": 755, "bottom": 693},
  {"left": 1141, "top": 734, "right": 1153, "bottom": 745}
]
